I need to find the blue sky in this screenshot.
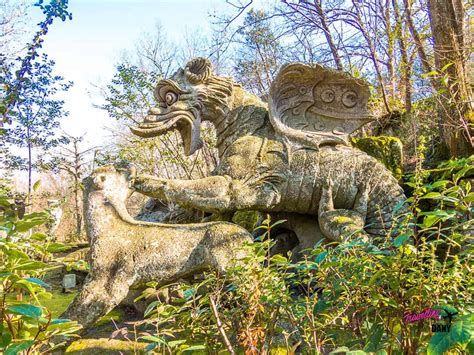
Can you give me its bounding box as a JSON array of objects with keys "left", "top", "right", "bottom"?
[{"left": 35, "top": 0, "right": 226, "bottom": 146}]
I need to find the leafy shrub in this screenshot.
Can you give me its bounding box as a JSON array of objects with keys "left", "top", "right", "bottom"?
[
  {"left": 0, "top": 191, "right": 81, "bottom": 353},
  {"left": 111, "top": 155, "right": 472, "bottom": 354}
]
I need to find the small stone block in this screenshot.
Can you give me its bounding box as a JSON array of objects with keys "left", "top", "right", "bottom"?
[{"left": 62, "top": 274, "right": 76, "bottom": 289}]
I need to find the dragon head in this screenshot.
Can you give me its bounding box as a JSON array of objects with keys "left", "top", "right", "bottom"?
[{"left": 131, "top": 57, "right": 234, "bottom": 155}]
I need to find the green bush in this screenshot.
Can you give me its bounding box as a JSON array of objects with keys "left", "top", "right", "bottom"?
[
  {"left": 0, "top": 191, "right": 81, "bottom": 353},
  {"left": 112, "top": 155, "right": 473, "bottom": 354}
]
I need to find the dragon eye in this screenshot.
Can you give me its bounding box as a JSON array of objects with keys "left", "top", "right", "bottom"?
[{"left": 165, "top": 92, "right": 178, "bottom": 106}]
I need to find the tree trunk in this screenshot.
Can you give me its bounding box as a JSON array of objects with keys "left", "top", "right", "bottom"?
[
  {"left": 74, "top": 140, "right": 82, "bottom": 236},
  {"left": 27, "top": 127, "right": 32, "bottom": 205},
  {"left": 393, "top": 0, "right": 412, "bottom": 114},
  {"left": 427, "top": 0, "right": 473, "bottom": 156}
]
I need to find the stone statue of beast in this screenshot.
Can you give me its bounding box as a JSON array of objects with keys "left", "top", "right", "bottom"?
[{"left": 131, "top": 58, "right": 405, "bottom": 250}]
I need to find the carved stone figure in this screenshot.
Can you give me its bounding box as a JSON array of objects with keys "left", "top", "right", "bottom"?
[
  {"left": 131, "top": 58, "right": 405, "bottom": 249},
  {"left": 62, "top": 166, "right": 252, "bottom": 329}
]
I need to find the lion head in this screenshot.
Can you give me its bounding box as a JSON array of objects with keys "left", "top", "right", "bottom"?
[{"left": 131, "top": 58, "right": 234, "bottom": 156}]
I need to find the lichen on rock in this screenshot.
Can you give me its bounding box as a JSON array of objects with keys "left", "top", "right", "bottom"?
[{"left": 232, "top": 210, "right": 262, "bottom": 232}]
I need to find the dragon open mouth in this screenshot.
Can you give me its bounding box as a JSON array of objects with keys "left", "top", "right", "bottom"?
[{"left": 130, "top": 110, "right": 202, "bottom": 155}]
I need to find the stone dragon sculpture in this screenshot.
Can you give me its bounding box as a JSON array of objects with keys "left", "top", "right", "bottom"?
[{"left": 131, "top": 58, "right": 405, "bottom": 250}]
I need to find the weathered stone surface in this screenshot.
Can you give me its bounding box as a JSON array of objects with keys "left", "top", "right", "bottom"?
[
  {"left": 65, "top": 338, "right": 147, "bottom": 354},
  {"left": 62, "top": 166, "right": 252, "bottom": 330},
  {"left": 131, "top": 58, "right": 406, "bottom": 251},
  {"left": 351, "top": 136, "right": 403, "bottom": 179}
]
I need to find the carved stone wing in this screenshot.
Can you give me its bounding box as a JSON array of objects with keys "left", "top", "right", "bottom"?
[{"left": 269, "top": 63, "right": 374, "bottom": 149}]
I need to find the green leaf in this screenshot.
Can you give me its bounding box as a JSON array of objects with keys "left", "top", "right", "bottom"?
[
  {"left": 364, "top": 324, "right": 384, "bottom": 352},
  {"left": 7, "top": 304, "right": 42, "bottom": 318},
  {"left": 428, "top": 314, "right": 473, "bottom": 354},
  {"left": 141, "top": 335, "right": 166, "bottom": 344},
  {"left": 25, "top": 277, "right": 50, "bottom": 289},
  {"left": 14, "top": 260, "right": 48, "bottom": 271},
  {"left": 145, "top": 343, "right": 157, "bottom": 352},
  {"left": 368, "top": 270, "right": 384, "bottom": 286},
  {"left": 183, "top": 344, "right": 206, "bottom": 352},
  {"left": 431, "top": 180, "right": 451, "bottom": 189},
  {"left": 428, "top": 332, "right": 452, "bottom": 355},
  {"left": 32, "top": 180, "right": 41, "bottom": 192},
  {"left": 465, "top": 193, "right": 474, "bottom": 203},
  {"left": 466, "top": 338, "right": 474, "bottom": 354},
  {"left": 4, "top": 340, "right": 34, "bottom": 355},
  {"left": 50, "top": 318, "right": 71, "bottom": 324},
  {"left": 30, "top": 232, "right": 48, "bottom": 241},
  {"left": 45, "top": 243, "right": 71, "bottom": 253},
  {"left": 315, "top": 251, "right": 327, "bottom": 264},
  {"left": 440, "top": 62, "right": 454, "bottom": 72},
  {"left": 0, "top": 332, "right": 12, "bottom": 348},
  {"left": 270, "top": 219, "right": 287, "bottom": 228},
  {"left": 423, "top": 70, "right": 439, "bottom": 77},
  {"left": 0, "top": 272, "right": 13, "bottom": 279},
  {"left": 330, "top": 347, "right": 350, "bottom": 354},
  {"left": 450, "top": 314, "right": 473, "bottom": 343},
  {"left": 422, "top": 215, "right": 440, "bottom": 228},
  {"left": 393, "top": 234, "right": 410, "bottom": 247},
  {"left": 143, "top": 300, "right": 158, "bottom": 317},
  {"left": 271, "top": 254, "right": 287, "bottom": 264},
  {"left": 167, "top": 339, "right": 186, "bottom": 347},
  {"left": 421, "top": 192, "right": 442, "bottom": 199},
  {"left": 15, "top": 217, "right": 47, "bottom": 233}
]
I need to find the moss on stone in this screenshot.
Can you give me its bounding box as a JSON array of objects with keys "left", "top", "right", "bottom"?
[
  {"left": 95, "top": 307, "right": 127, "bottom": 326},
  {"left": 232, "top": 210, "right": 261, "bottom": 232},
  {"left": 65, "top": 338, "right": 147, "bottom": 354},
  {"left": 333, "top": 216, "right": 353, "bottom": 224},
  {"left": 351, "top": 136, "right": 403, "bottom": 179}
]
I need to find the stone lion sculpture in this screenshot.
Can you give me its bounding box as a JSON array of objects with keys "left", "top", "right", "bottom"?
[
  {"left": 62, "top": 166, "right": 252, "bottom": 329},
  {"left": 130, "top": 58, "right": 405, "bottom": 251}
]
